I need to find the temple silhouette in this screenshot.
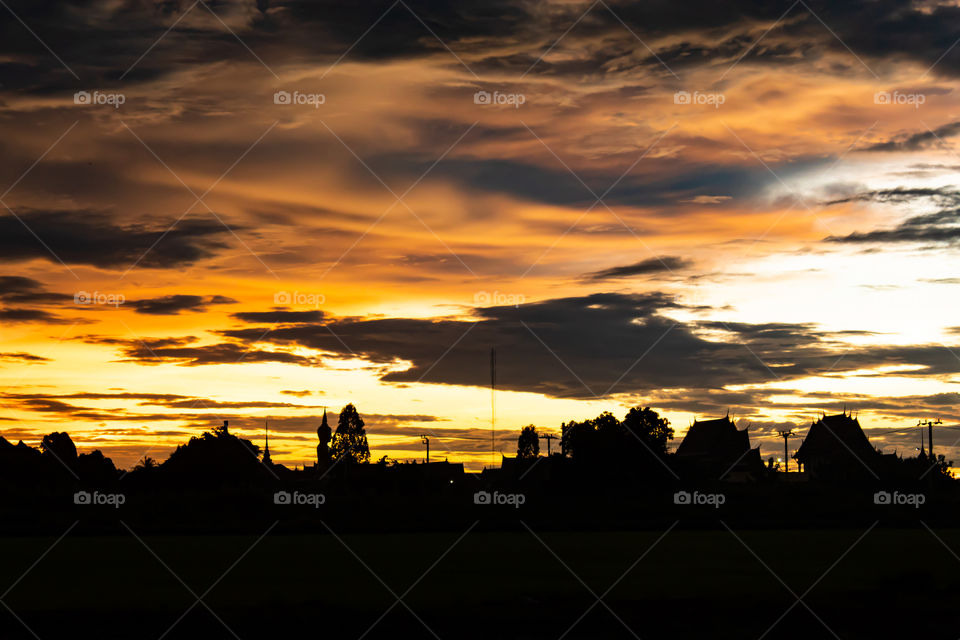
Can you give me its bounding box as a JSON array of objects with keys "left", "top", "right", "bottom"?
[
  {"left": 0, "top": 405, "right": 954, "bottom": 515},
  {"left": 674, "top": 414, "right": 764, "bottom": 480}
]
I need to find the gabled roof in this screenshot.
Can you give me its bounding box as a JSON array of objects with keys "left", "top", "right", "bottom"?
[
  {"left": 794, "top": 412, "right": 876, "bottom": 464},
  {"left": 676, "top": 416, "right": 751, "bottom": 459}
]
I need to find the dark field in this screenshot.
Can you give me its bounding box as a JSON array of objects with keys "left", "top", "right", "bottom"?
[{"left": 2, "top": 526, "right": 958, "bottom": 639}]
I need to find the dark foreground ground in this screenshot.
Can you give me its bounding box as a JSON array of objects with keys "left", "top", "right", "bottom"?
[{"left": 2, "top": 526, "right": 958, "bottom": 639}]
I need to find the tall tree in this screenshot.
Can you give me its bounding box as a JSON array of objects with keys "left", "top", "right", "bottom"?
[
  {"left": 560, "top": 409, "right": 673, "bottom": 468},
  {"left": 330, "top": 404, "right": 370, "bottom": 464},
  {"left": 560, "top": 411, "right": 621, "bottom": 461},
  {"left": 622, "top": 407, "right": 674, "bottom": 455},
  {"left": 517, "top": 425, "right": 540, "bottom": 459}
]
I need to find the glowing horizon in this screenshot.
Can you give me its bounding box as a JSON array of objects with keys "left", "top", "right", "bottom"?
[{"left": 4, "top": 0, "right": 960, "bottom": 471}]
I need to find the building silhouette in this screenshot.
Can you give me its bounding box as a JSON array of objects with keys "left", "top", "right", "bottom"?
[
  {"left": 793, "top": 411, "right": 879, "bottom": 478},
  {"left": 317, "top": 409, "right": 331, "bottom": 465},
  {"left": 675, "top": 414, "right": 763, "bottom": 480}
]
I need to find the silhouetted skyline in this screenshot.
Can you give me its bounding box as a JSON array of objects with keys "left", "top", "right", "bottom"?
[{"left": 4, "top": 0, "right": 960, "bottom": 475}]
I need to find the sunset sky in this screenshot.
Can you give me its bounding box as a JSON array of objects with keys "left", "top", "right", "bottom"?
[{"left": 3, "top": 0, "right": 960, "bottom": 469}]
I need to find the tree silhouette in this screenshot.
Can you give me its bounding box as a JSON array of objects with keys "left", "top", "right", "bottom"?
[
  {"left": 41, "top": 432, "right": 77, "bottom": 467},
  {"left": 162, "top": 421, "right": 261, "bottom": 479},
  {"left": 622, "top": 406, "right": 673, "bottom": 455},
  {"left": 560, "top": 408, "right": 672, "bottom": 468},
  {"left": 561, "top": 411, "right": 620, "bottom": 461},
  {"left": 75, "top": 449, "right": 119, "bottom": 484},
  {"left": 517, "top": 425, "right": 540, "bottom": 459},
  {"left": 330, "top": 404, "right": 370, "bottom": 464},
  {"left": 136, "top": 456, "right": 158, "bottom": 471}
]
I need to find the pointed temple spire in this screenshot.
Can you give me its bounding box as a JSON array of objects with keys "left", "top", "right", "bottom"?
[{"left": 263, "top": 420, "right": 272, "bottom": 466}]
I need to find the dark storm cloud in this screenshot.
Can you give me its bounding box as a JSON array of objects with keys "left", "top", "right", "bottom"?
[
  {"left": 0, "top": 0, "right": 535, "bottom": 92},
  {"left": 586, "top": 256, "right": 692, "bottom": 280},
  {"left": 825, "top": 187, "right": 960, "bottom": 246},
  {"left": 4, "top": 0, "right": 960, "bottom": 110},
  {"left": 636, "top": 386, "right": 794, "bottom": 417},
  {"left": 78, "top": 335, "right": 197, "bottom": 349},
  {"left": 232, "top": 309, "right": 326, "bottom": 323},
  {"left": 78, "top": 334, "right": 317, "bottom": 367},
  {"left": 0, "top": 352, "right": 50, "bottom": 363},
  {"left": 132, "top": 294, "right": 238, "bottom": 315},
  {"left": 0, "top": 391, "right": 333, "bottom": 426},
  {"left": 0, "top": 275, "right": 84, "bottom": 323},
  {"left": 825, "top": 187, "right": 960, "bottom": 207},
  {"left": 51, "top": 391, "right": 192, "bottom": 402},
  {"left": 862, "top": 121, "right": 960, "bottom": 152},
  {"left": 363, "top": 149, "right": 806, "bottom": 211},
  {"left": 0, "top": 392, "right": 206, "bottom": 422},
  {"left": 116, "top": 342, "right": 318, "bottom": 367},
  {"left": 0, "top": 276, "right": 71, "bottom": 304},
  {"left": 214, "top": 291, "right": 960, "bottom": 400},
  {"left": 160, "top": 399, "right": 325, "bottom": 409},
  {"left": 0, "top": 308, "right": 76, "bottom": 324},
  {"left": 828, "top": 207, "right": 960, "bottom": 245},
  {"left": 697, "top": 321, "right": 829, "bottom": 347},
  {"left": 0, "top": 210, "right": 234, "bottom": 269}
]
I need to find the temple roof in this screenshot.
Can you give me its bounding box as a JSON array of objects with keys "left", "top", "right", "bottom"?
[
  {"left": 676, "top": 416, "right": 751, "bottom": 459},
  {"left": 793, "top": 412, "right": 876, "bottom": 464}
]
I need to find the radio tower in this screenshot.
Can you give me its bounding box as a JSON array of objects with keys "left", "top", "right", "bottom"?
[
  {"left": 491, "top": 347, "right": 496, "bottom": 468},
  {"left": 777, "top": 430, "right": 797, "bottom": 473}
]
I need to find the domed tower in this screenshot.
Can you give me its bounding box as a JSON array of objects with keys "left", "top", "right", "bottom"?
[{"left": 317, "top": 409, "right": 332, "bottom": 465}]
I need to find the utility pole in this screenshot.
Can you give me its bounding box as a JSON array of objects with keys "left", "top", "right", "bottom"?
[
  {"left": 777, "top": 430, "right": 797, "bottom": 473},
  {"left": 420, "top": 435, "right": 430, "bottom": 464},
  {"left": 491, "top": 347, "right": 496, "bottom": 468},
  {"left": 919, "top": 419, "right": 942, "bottom": 458},
  {"left": 542, "top": 433, "right": 556, "bottom": 456}
]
